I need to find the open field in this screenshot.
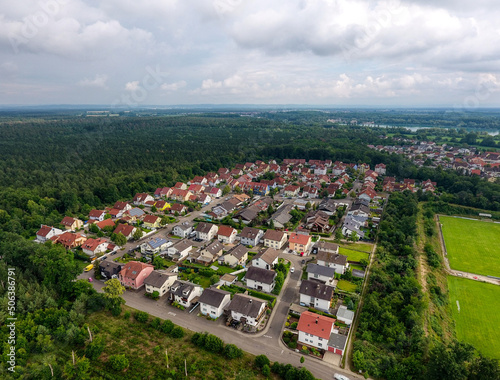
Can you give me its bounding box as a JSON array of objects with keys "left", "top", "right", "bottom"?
[
  {"left": 337, "top": 280, "right": 358, "bottom": 292},
  {"left": 338, "top": 242, "right": 373, "bottom": 253},
  {"left": 447, "top": 276, "right": 500, "bottom": 360},
  {"left": 440, "top": 216, "right": 500, "bottom": 277},
  {"left": 339, "top": 247, "right": 370, "bottom": 262}
]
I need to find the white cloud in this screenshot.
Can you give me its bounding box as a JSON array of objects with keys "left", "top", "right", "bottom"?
[
  {"left": 125, "top": 81, "right": 140, "bottom": 91},
  {"left": 161, "top": 80, "right": 186, "bottom": 91},
  {"left": 78, "top": 74, "right": 108, "bottom": 88}
]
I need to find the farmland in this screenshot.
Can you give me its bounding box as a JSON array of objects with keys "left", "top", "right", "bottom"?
[
  {"left": 447, "top": 276, "right": 500, "bottom": 360},
  {"left": 440, "top": 216, "right": 500, "bottom": 277}
]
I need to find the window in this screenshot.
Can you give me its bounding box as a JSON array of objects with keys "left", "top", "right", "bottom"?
[{"left": 318, "top": 343, "right": 322, "bottom": 347}]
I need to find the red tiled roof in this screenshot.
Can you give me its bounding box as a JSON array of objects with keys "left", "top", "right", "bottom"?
[
  {"left": 82, "top": 238, "right": 107, "bottom": 252},
  {"left": 37, "top": 225, "right": 53, "bottom": 237},
  {"left": 114, "top": 224, "right": 135, "bottom": 236},
  {"left": 289, "top": 232, "right": 311, "bottom": 246},
  {"left": 96, "top": 218, "right": 115, "bottom": 229},
  {"left": 120, "top": 261, "right": 153, "bottom": 280},
  {"left": 61, "top": 216, "right": 76, "bottom": 226},
  {"left": 143, "top": 215, "right": 160, "bottom": 224},
  {"left": 297, "top": 311, "right": 335, "bottom": 340},
  {"left": 218, "top": 225, "right": 236, "bottom": 237},
  {"left": 89, "top": 209, "right": 105, "bottom": 218}
]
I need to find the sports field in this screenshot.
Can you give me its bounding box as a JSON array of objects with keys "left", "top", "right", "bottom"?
[
  {"left": 447, "top": 276, "right": 500, "bottom": 359},
  {"left": 440, "top": 216, "right": 500, "bottom": 277}
]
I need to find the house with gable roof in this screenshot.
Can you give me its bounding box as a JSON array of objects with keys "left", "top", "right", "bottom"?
[
  {"left": 198, "top": 287, "right": 231, "bottom": 319},
  {"left": 118, "top": 261, "right": 154, "bottom": 290}
]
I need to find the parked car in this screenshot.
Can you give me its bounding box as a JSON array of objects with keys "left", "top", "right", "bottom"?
[
  {"left": 301, "top": 259, "right": 306, "bottom": 265},
  {"left": 88, "top": 277, "right": 93, "bottom": 282},
  {"left": 333, "top": 374, "right": 350, "bottom": 380},
  {"left": 84, "top": 264, "right": 94, "bottom": 272},
  {"left": 290, "top": 267, "right": 295, "bottom": 273}
]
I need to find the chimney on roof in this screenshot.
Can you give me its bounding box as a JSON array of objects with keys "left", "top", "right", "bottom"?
[{"left": 315, "top": 318, "right": 318, "bottom": 324}]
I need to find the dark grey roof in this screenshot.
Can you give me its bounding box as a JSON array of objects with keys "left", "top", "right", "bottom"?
[
  {"left": 352, "top": 198, "right": 370, "bottom": 207},
  {"left": 170, "top": 280, "right": 199, "bottom": 297},
  {"left": 299, "top": 280, "right": 334, "bottom": 301},
  {"left": 174, "top": 223, "right": 192, "bottom": 231},
  {"left": 195, "top": 222, "right": 216, "bottom": 233},
  {"left": 317, "top": 251, "right": 347, "bottom": 266},
  {"left": 129, "top": 207, "right": 145, "bottom": 217},
  {"left": 144, "top": 270, "right": 177, "bottom": 288},
  {"left": 237, "top": 207, "right": 258, "bottom": 221},
  {"left": 352, "top": 269, "right": 365, "bottom": 278},
  {"left": 99, "top": 261, "right": 122, "bottom": 275},
  {"left": 198, "top": 287, "right": 230, "bottom": 307},
  {"left": 319, "top": 199, "right": 336, "bottom": 212},
  {"left": 227, "top": 244, "right": 248, "bottom": 260},
  {"left": 307, "top": 263, "right": 336, "bottom": 278},
  {"left": 327, "top": 333, "right": 348, "bottom": 350},
  {"left": 246, "top": 266, "right": 276, "bottom": 285},
  {"left": 263, "top": 229, "right": 286, "bottom": 242},
  {"left": 270, "top": 204, "right": 293, "bottom": 225},
  {"left": 203, "top": 240, "right": 223, "bottom": 255},
  {"left": 221, "top": 201, "right": 237, "bottom": 212},
  {"left": 240, "top": 226, "right": 263, "bottom": 239},
  {"left": 227, "top": 294, "right": 266, "bottom": 317},
  {"left": 349, "top": 203, "right": 370, "bottom": 215}
]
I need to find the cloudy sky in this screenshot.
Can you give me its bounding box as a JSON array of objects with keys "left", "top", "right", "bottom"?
[{"left": 1, "top": 0, "right": 500, "bottom": 106}]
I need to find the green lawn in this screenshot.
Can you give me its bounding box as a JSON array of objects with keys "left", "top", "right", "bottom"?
[
  {"left": 440, "top": 216, "right": 500, "bottom": 277},
  {"left": 337, "top": 280, "right": 358, "bottom": 292},
  {"left": 338, "top": 242, "right": 373, "bottom": 253},
  {"left": 447, "top": 276, "right": 500, "bottom": 360},
  {"left": 339, "top": 247, "right": 369, "bottom": 263}
]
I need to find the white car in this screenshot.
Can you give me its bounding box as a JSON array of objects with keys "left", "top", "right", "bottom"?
[
  {"left": 333, "top": 374, "right": 350, "bottom": 380},
  {"left": 290, "top": 267, "right": 295, "bottom": 273}
]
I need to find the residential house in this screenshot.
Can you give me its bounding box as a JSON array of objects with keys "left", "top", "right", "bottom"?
[
  {"left": 220, "top": 244, "right": 248, "bottom": 267},
  {"left": 123, "top": 207, "right": 146, "bottom": 223},
  {"left": 89, "top": 209, "right": 106, "bottom": 221},
  {"left": 143, "top": 215, "right": 161, "bottom": 229},
  {"left": 113, "top": 201, "right": 132, "bottom": 212},
  {"left": 188, "top": 184, "right": 205, "bottom": 194},
  {"left": 342, "top": 216, "right": 365, "bottom": 239},
  {"left": 305, "top": 211, "right": 330, "bottom": 233},
  {"left": 239, "top": 226, "right": 264, "bottom": 247},
  {"left": 154, "top": 187, "right": 172, "bottom": 199},
  {"left": 133, "top": 193, "right": 154, "bottom": 206},
  {"left": 312, "top": 241, "right": 339, "bottom": 255},
  {"left": 270, "top": 204, "right": 294, "bottom": 229},
  {"left": 359, "top": 188, "right": 377, "bottom": 202},
  {"left": 263, "top": 229, "right": 288, "bottom": 249},
  {"left": 197, "top": 240, "right": 224, "bottom": 265},
  {"left": 217, "top": 225, "right": 237, "bottom": 244},
  {"left": 226, "top": 294, "right": 267, "bottom": 327},
  {"left": 251, "top": 247, "right": 280, "bottom": 270},
  {"left": 198, "top": 194, "right": 212, "bottom": 205},
  {"left": 297, "top": 311, "right": 335, "bottom": 351},
  {"left": 118, "top": 261, "right": 154, "bottom": 290},
  {"left": 172, "top": 222, "right": 193, "bottom": 238},
  {"left": 374, "top": 163, "right": 386, "bottom": 175},
  {"left": 170, "top": 203, "right": 187, "bottom": 215},
  {"left": 234, "top": 206, "right": 259, "bottom": 225},
  {"left": 36, "top": 225, "right": 63, "bottom": 242},
  {"left": 144, "top": 270, "right": 178, "bottom": 297},
  {"left": 113, "top": 224, "right": 136, "bottom": 240},
  {"left": 55, "top": 232, "right": 87, "bottom": 250},
  {"left": 336, "top": 305, "right": 354, "bottom": 325},
  {"left": 316, "top": 251, "right": 349, "bottom": 274},
  {"left": 284, "top": 185, "right": 300, "bottom": 197},
  {"left": 288, "top": 233, "right": 312, "bottom": 254},
  {"left": 198, "top": 287, "right": 231, "bottom": 319},
  {"left": 60, "top": 217, "right": 83, "bottom": 231},
  {"left": 169, "top": 280, "right": 203, "bottom": 308},
  {"left": 140, "top": 237, "right": 171, "bottom": 257},
  {"left": 318, "top": 199, "right": 336, "bottom": 215},
  {"left": 208, "top": 187, "right": 223, "bottom": 198},
  {"left": 302, "top": 186, "right": 318, "bottom": 198},
  {"left": 299, "top": 280, "right": 334, "bottom": 312},
  {"left": 95, "top": 218, "right": 115, "bottom": 230},
  {"left": 245, "top": 266, "right": 276, "bottom": 293},
  {"left": 306, "top": 263, "right": 336, "bottom": 284},
  {"left": 170, "top": 188, "right": 193, "bottom": 202},
  {"left": 174, "top": 182, "right": 187, "bottom": 190},
  {"left": 155, "top": 200, "right": 171, "bottom": 211},
  {"left": 195, "top": 222, "right": 218, "bottom": 241},
  {"left": 167, "top": 239, "right": 193, "bottom": 262},
  {"left": 99, "top": 261, "right": 123, "bottom": 279},
  {"left": 81, "top": 238, "right": 108, "bottom": 257}
]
